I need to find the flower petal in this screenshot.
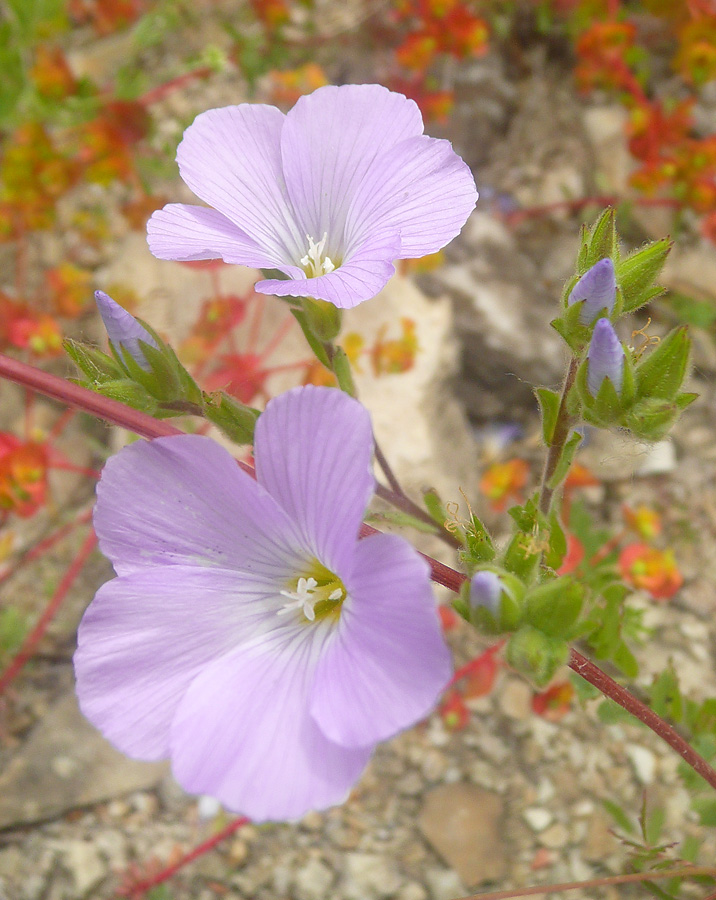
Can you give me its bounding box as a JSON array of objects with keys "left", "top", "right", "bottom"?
[
  {"left": 254, "top": 386, "right": 375, "bottom": 572},
  {"left": 345, "top": 135, "right": 477, "bottom": 258},
  {"left": 310, "top": 534, "right": 452, "bottom": 747},
  {"left": 74, "top": 566, "right": 278, "bottom": 760},
  {"left": 255, "top": 231, "right": 399, "bottom": 308},
  {"left": 175, "top": 104, "right": 305, "bottom": 263},
  {"left": 171, "top": 627, "right": 373, "bottom": 821},
  {"left": 280, "top": 84, "right": 424, "bottom": 251},
  {"left": 94, "top": 435, "right": 305, "bottom": 578},
  {"left": 147, "top": 204, "right": 278, "bottom": 267}
]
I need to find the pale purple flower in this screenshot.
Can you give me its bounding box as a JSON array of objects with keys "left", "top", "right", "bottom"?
[
  {"left": 147, "top": 84, "right": 477, "bottom": 309},
  {"left": 74, "top": 385, "right": 451, "bottom": 821},
  {"left": 587, "top": 318, "right": 624, "bottom": 396},
  {"left": 568, "top": 258, "right": 617, "bottom": 324},
  {"left": 95, "top": 290, "right": 158, "bottom": 371},
  {"left": 469, "top": 571, "right": 502, "bottom": 617}
]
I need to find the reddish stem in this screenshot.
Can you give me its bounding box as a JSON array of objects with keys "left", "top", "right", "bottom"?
[
  {"left": 138, "top": 67, "right": 213, "bottom": 106},
  {"left": 0, "top": 529, "right": 97, "bottom": 695},
  {"left": 0, "top": 508, "right": 92, "bottom": 589},
  {"left": 118, "top": 816, "right": 249, "bottom": 898},
  {"left": 503, "top": 194, "right": 682, "bottom": 227}
]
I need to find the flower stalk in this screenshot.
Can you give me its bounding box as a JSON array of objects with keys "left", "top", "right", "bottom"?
[{"left": 538, "top": 356, "right": 579, "bottom": 516}]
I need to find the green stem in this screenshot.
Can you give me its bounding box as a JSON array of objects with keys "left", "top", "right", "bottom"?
[{"left": 538, "top": 357, "right": 579, "bottom": 516}]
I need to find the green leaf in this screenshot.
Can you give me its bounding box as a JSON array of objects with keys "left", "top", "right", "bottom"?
[
  {"left": 668, "top": 292, "right": 716, "bottom": 328},
  {"left": 546, "top": 430, "right": 582, "bottom": 489},
  {"left": 597, "top": 698, "right": 637, "bottom": 725},
  {"left": 524, "top": 577, "right": 583, "bottom": 638},
  {"left": 463, "top": 513, "right": 496, "bottom": 564},
  {"left": 535, "top": 387, "right": 561, "bottom": 446},
  {"left": 366, "top": 509, "right": 439, "bottom": 534},
  {"left": 650, "top": 664, "right": 684, "bottom": 724},
  {"left": 544, "top": 510, "right": 567, "bottom": 570},
  {"left": 603, "top": 798, "right": 636, "bottom": 835},
  {"left": 692, "top": 797, "right": 716, "bottom": 827},
  {"left": 612, "top": 640, "right": 639, "bottom": 678}
]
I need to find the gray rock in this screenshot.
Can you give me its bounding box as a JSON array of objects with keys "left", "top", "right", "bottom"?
[{"left": 0, "top": 692, "right": 167, "bottom": 828}]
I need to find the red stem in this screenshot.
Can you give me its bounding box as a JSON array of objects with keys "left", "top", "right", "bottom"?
[
  {"left": 118, "top": 816, "right": 249, "bottom": 898},
  {"left": 138, "top": 67, "right": 213, "bottom": 106},
  {"left": 0, "top": 529, "right": 97, "bottom": 695}
]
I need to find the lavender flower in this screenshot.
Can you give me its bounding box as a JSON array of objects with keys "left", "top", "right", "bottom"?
[
  {"left": 74, "top": 385, "right": 451, "bottom": 821},
  {"left": 147, "top": 84, "right": 477, "bottom": 309},
  {"left": 95, "top": 290, "right": 158, "bottom": 371},
  {"left": 469, "top": 571, "right": 503, "bottom": 617},
  {"left": 587, "top": 318, "right": 624, "bottom": 396},
  {"left": 568, "top": 258, "right": 617, "bottom": 324}
]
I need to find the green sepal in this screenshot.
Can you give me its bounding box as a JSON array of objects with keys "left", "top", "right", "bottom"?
[
  {"left": 506, "top": 626, "right": 570, "bottom": 689},
  {"left": 332, "top": 346, "right": 357, "bottom": 397},
  {"left": 551, "top": 301, "right": 593, "bottom": 354},
  {"left": 503, "top": 531, "right": 541, "bottom": 581},
  {"left": 301, "top": 297, "right": 343, "bottom": 343},
  {"left": 523, "top": 577, "right": 584, "bottom": 639},
  {"left": 546, "top": 430, "right": 582, "bottom": 490},
  {"left": 64, "top": 339, "right": 125, "bottom": 383},
  {"left": 544, "top": 510, "right": 567, "bottom": 570},
  {"left": 616, "top": 238, "right": 671, "bottom": 314},
  {"left": 635, "top": 326, "right": 691, "bottom": 401},
  {"left": 584, "top": 208, "right": 617, "bottom": 270},
  {"left": 462, "top": 512, "right": 496, "bottom": 565},
  {"left": 125, "top": 340, "right": 183, "bottom": 402},
  {"left": 423, "top": 490, "right": 451, "bottom": 531},
  {"left": 624, "top": 395, "right": 695, "bottom": 441},
  {"left": 453, "top": 586, "right": 472, "bottom": 624},
  {"left": 535, "top": 387, "right": 561, "bottom": 446},
  {"left": 291, "top": 308, "right": 332, "bottom": 368},
  {"left": 93, "top": 379, "right": 159, "bottom": 412},
  {"left": 202, "top": 392, "right": 260, "bottom": 445}
]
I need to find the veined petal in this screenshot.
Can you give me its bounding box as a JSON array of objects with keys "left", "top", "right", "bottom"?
[
  {"left": 74, "top": 566, "right": 280, "bottom": 760},
  {"left": 345, "top": 135, "right": 478, "bottom": 258},
  {"left": 280, "top": 84, "right": 424, "bottom": 253},
  {"left": 171, "top": 628, "right": 372, "bottom": 821},
  {"left": 254, "top": 386, "right": 375, "bottom": 572},
  {"left": 147, "top": 204, "right": 279, "bottom": 267},
  {"left": 310, "top": 534, "right": 452, "bottom": 747},
  {"left": 175, "top": 105, "right": 304, "bottom": 263},
  {"left": 94, "top": 435, "right": 305, "bottom": 578},
  {"left": 255, "top": 231, "right": 399, "bottom": 308}
]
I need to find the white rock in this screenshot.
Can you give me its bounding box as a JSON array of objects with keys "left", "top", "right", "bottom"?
[
  {"left": 634, "top": 440, "right": 676, "bottom": 476},
  {"left": 341, "top": 853, "right": 402, "bottom": 900},
  {"left": 424, "top": 867, "right": 466, "bottom": 900},
  {"left": 56, "top": 840, "right": 105, "bottom": 896},
  {"left": 523, "top": 807, "right": 553, "bottom": 832},
  {"left": 294, "top": 858, "right": 334, "bottom": 900},
  {"left": 626, "top": 744, "right": 657, "bottom": 785}
]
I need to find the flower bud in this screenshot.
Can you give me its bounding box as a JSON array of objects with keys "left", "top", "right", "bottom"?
[
  {"left": 568, "top": 258, "right": 616, "bottom": 324},
  {"left": 587, "top": 318, "right": 624, "bottom": 397},
  {"left": 469, "top": 571, "right": 502, "bottom": 616},
  {"left": 467, "top": 569, "right": 523, "bottom": 633},
  {"left": 95, "top": 290, "right": 158, "bottom": 371}
]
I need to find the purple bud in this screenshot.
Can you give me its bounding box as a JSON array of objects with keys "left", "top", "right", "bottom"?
[
  {"left": 587, "top": 318, "right": 624, "bottom": 396},
  {"left": 469, "top": 571, "right": 502, "bottom": 617},
  {"left": 95, "top": 291, "right": 158, "bottom": 371},
  {"left": 568, "top": 258, "right": 616, "bottom": 324}
]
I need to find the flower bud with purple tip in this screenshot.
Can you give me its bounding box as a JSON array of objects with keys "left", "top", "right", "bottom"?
[
  {"left": 95, "top": 290, "right": 158, "bottom": 371},
  {"left": 468, "top": 569, "right": 523, "bottom": 633},
  {"left": 568, "top": 258, "right": 617, "bottom": 325},
  {"left": 587, "top": 318, "right": 624, "bottom": 397}
]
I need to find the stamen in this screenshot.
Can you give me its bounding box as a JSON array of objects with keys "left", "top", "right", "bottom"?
[
  {"left": 278, "top": 569, "right": 346, "bottom": 623},
  {"left": 300, "top": 233, "right": 336, "bottom": 278}
]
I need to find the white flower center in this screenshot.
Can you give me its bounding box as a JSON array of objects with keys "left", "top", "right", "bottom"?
[
  {"left": 279, "top": 574, "right": 344, "bottom": 622},
  {"left": 300, "top": 233, "right": 336, "bottom": 278}
]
